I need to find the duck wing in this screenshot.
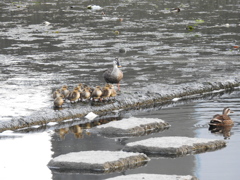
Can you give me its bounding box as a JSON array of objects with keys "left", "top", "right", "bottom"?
[{"left": 103, "top": 68, "right": 123, "bottom": 84}]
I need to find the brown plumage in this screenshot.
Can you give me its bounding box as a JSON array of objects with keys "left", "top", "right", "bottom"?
[
  {"left": 106, "top": 84, "right": 117, "bottom": 99},
  {"left": 91, "top": 86, "right": 102, "bottom": 101},
  {"left": 67, "top": 87, "right": 80, "bottom": 103},
  {"left": 209, "top": 107, "right": 234, "bottom": 126},
  {"left": 60, "top": 85, "right": 70, "bottom": 99},
  {"left": 80, "top": 87, "right": 91, "bottom": 101},
  {"left": 101, "top": 86, "right": 111, "bottom": 100},
  {"left": 54, "top": 95, "right": 64, "bottom": 108},
  {"left": 53, "top": 89, "right": 61, "bottom": 99},
  {"left": 103, "top": 58, "right": 123, "bottom": 91}
]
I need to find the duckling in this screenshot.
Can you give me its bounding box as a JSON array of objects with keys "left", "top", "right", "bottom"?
[
  {"left": 77, "top": 83, "right": 84, "bottom": 92},
  {"left": 101, "top": 86, "right": 112, "bottom": 101},
  {"left": 91, "top": 86, "right": 102, "bottom": 101},
  {"left": 209, "top": 107, "right": 234, "bottom": 126},
  {"left": 54, "top": 95, "right": 64, "bottom": 108},
  {"left": 67, "top": 87, "right": 81, "bottom": 103},
  {"left": 106, "top": 84, "right": 117, "bottom": 99},
  {"left": 53, "top": 89, "right": 61, "bottom": 99},
  {"left": 103, "top": 58, "right": 123, "bottom": 91},
  {"left": 80, "top": 87, "right": 91, "bottom": 101},
  {"left": 60, "top": 85, "right": 70, "bottom": 99}
]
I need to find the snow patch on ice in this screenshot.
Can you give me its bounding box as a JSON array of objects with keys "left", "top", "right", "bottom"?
[
  {"left": 96, "top": 117, "right": 165, "bottom": 130},
  {"left": 52, "top": 151, "right": 147, "bottom": 164},
  {"left": 126, "top": 136, "right": 220, "bottom": 148}
]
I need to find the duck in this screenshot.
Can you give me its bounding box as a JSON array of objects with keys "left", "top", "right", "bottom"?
[
  {"left": 103, "top": 58, "right": 123, "bottom": 91},
  {"left": 77, "top": 83, "right": 84, "bottom": 92},
  {"left": 53, "top": 89, "right": 61, "bottom": 99},
  {"left": 54, "top": 95, "right": 64, "bottom": 108},
  {"left": 209, "top": 107, "right": 234, "bottom": 126},
  {"left": 171, "top": 8, "right": 180, "bottom": 13},
  {"left": 67, "top": 87, "right": 81, "bottom": 103},
  {"left": 106, "top": 84, "right": 117, "bottom": 99},
  {"left": 101, "top": 86, "right": 112, "bottom": 101},
  {"left": 80, "top": 87, "right": 91, "bottom": 101},
  {"left": 60, "top": 85, "right": 70, "bottom": 99},
  {"left": 91, "top": 86, "right": 102, "bottom": 101}
]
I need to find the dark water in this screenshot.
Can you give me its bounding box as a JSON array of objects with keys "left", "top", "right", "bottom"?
[{"left": 0, "top": 0, "right": 240, "bottom": 180}]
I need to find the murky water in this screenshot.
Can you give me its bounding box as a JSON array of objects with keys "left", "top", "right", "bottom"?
[{"left": 0, "top": 0, "right": 240, "bottom": 180}]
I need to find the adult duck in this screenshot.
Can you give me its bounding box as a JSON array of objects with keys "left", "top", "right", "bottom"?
[
  {"left": 209, "top": 107, "right": 234, "bottom": 126},
  {"left": 103, "top": 58, "right": 123, "bottom": 91}
]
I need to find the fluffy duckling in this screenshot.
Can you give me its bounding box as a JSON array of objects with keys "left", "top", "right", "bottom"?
[
  {"left": 91, "top": 86, "right": 102, "bottom": 101},
  {"left": 54, "top": 95, "right": 64, "bottom": 108},
  {"left": 80, "top": 87, "right": 91, "bottom": 101},
  {"left": 106, "top": 84, "right": 117, "bottom": 99},
  {"left": 60, "top": 85, "right": 70, "bottom": 99},
  {"left": 103, "top": 58, "right": 123, "bottom": 91},
  {"left": 67, "top": 87, "right": 81, "bottom": 103},
  {"left": 53, "top": 89, "right": 61, "bottom": 99},
  {"left": 209, "top": 107, "right": 234, "bottom": 126},
  {"left": 77, "top": 83, "right": 84, "bottom": 92},
  {"left": 101, "top": 86, "right": 112, "bottom": 101}
]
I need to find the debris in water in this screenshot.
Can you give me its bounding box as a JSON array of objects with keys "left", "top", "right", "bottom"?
[
  {"left": 85, "top": 112, "right": 98, "bottom": 120},
  {"left": 87, "top": 5, "right": 103, "bottom": 11}
]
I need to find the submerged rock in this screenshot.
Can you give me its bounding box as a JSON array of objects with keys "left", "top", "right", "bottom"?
[
  {"left": 89, "top": 117, "right": 170, "bottom": 137},
  {"left": 105, "top": 173, "right": 198, "bottom": 180},
  {"left": 123, "top": 136, "right": 226, "bottom": 157},
  {"left": 48, "top": 150, "right": 149, "bottom": 174}
]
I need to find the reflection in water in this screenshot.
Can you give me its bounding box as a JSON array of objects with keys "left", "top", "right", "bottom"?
[
  {"left": 55, "top": 116, "right": 121, "bottom": 140},
  {"left": 209, "top": 125, "right": 233, "bottom": 139}
]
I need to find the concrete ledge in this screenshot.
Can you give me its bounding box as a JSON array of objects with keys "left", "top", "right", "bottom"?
[
  {"left": 48, "top": 151, "right": 149, "bottom": 174},
  {"left": 105, "top": 173, "right": 198, "bottom": 180},
  {"left": 123, "top": 136, "right": 226, "bottom": 157},
  {"left": 0, "top": 79, "right": 239, "bottom": 132},
  {"left": 89, "top": 117, "right": 170, "bottom": 137}
]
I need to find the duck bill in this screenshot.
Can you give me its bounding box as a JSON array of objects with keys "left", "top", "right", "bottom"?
[{"left": 118, "top": 65, "right": 122, "bottom": 68}]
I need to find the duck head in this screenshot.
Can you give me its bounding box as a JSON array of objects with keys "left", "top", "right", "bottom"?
[
  {"left": 223, "top": 107, "right": 234, "bottom": 115},
  {"left": 113, "top": 58, "right": 122, "bottom": 68}
]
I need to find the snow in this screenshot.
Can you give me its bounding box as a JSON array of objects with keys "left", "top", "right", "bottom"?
[
  {"left": 52, "top": 151, "right": 148, "bottom": 164},
  {"left": 105, "top": 173, "right": 196, "bottom": 180},
  {"left": 96, "top": 117, "right": 166, "bottom": 130},
  {"left": 126, "top": 136, "right": 220, "bottom": 148}
]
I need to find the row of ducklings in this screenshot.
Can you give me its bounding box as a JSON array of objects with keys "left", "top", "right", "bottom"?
[{"left": 53, "top": 83, "right": 117, "bottom": 107}]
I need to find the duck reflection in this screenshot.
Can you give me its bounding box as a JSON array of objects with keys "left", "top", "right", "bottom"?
[
  {"left": 55, "top": 116, "right": 121, "bottom": 140},
  {"left": 209, "top": 125, "right": 233, "bottom": 139}
]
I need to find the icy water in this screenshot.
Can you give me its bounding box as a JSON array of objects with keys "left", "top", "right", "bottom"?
[
  {"left": 0, "top": 0, "right": 240, "bottom": 180},
  {"left": 1, "top": 90, "right": 240, "bottom": 180}
]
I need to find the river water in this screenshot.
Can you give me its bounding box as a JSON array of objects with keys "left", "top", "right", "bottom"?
[{"left": 0, "top": 0, "right": 240, "bottom": 180}]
